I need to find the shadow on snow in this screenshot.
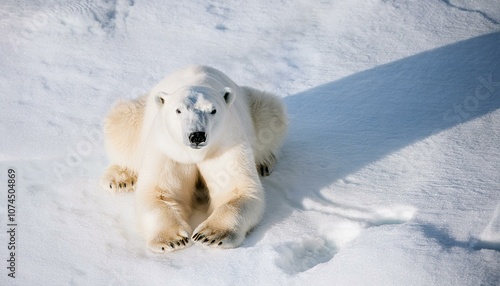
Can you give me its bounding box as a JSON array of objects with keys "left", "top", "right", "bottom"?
[{"left": 248, "top": 32, "right": 500, "bottom": 246}]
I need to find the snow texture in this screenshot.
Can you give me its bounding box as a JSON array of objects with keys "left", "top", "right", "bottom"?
[{"left": 0, "top": 0, "right": 499, "bottom": 285}]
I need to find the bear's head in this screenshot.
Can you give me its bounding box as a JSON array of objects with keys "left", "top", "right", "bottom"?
[{"left": 154, "top": 85, "right": 235, "bottom": 156}]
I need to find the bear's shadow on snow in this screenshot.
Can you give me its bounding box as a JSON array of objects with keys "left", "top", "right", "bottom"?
[
  {"left": 419, "top": 223, "right": 472, "bottom": 250},
  {"left": 245, "top": 32, "right": 500, "bottom": 246}
]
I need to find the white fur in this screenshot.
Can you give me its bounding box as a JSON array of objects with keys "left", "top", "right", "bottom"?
[{"left": 101, "top": 65, "right": 288, "bottom": 252}]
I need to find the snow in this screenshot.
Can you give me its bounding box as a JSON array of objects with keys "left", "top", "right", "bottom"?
[{"left": 1, "top": 0, "right": 499, "bottom": 285}]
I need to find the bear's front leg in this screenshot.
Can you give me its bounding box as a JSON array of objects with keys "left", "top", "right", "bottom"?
[
  {"left": 193, "top": 152, "right": 265, "bottom": 248},
  {"left": 192, "top": 193, "right": 264, "bottom": 248},
  {"left": 136, "top": 185, "right": 193, "bottom": 253},
  {"left": 134, "top": 155, "right": 198, "bottom": 253}
]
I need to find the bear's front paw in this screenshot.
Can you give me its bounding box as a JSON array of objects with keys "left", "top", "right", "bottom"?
[
  {"left": 191, "top": 224, "right": 242, "bottom": 248},
  {"left": 100, "top": 165, "right": 137, "bottom": 193},
  {"left": 147, "top": 229, "right": 192, "bottom": 253}
]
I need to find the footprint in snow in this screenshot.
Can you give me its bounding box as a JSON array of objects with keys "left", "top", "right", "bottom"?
[
  {"left": 275, "top": 222, "right": 362, "bottom": 274},
  {"left": 275, "top": 236, "right": 338, "bottom": 274},
  {"left": 275, "top": 203, "right": 415, "bottom": 274}
]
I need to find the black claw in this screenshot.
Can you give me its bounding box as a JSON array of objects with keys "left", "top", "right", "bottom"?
[
  {"left": 203, "top": 238, "right": 209, "bottom": 243},
  {"left": 119, "top": 183, "right": 122, "bottom": 188},
  {"left": 210, "top": 240, "right": 216, "bottom": 245},
  {"left": 124, "top": 183, "right": 127, "bottom": 187},
  {"left": 109, "top": 183, "right": 112, "bottom": 189},
  {"left": 161, "top": 247, "right": 165, "bottom": 251},
  {"left": 260, "top": 165, "right": 264, "bottom": 176},
  {"left": 184, "top": 237, "right": 189, "bottom": 243},
  {"left": 177, "top": 241, "right": 181, "bottom": 246},
  {"left": 192, "top": 233, "right": 199, "bottom": 240},
  {"left": 218, "top": 241, "right": 223, "bottom": 246},
  {"left": 169, "top": 242, "right": 175, "bottom": 248},
  {"left": 180, "top": 240, "right": 185, "bottom": 246},
  {"left": 265, "top": 166, "right": 269, "bottom": 175},
  {"left": 131, "top": 180, "right": 134, "bottom": 186}
]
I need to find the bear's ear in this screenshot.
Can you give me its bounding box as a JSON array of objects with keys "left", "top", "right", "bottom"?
[
  {"left": 155, "top": 92, "right": 166, "bottom": 106},
  {"left": 221, "top": 87, "right": 235, "bottom": 106}
]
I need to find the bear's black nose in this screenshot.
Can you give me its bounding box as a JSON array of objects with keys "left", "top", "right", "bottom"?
[{"left": 189, "top": 132, "right": 206, "bottom": 145}]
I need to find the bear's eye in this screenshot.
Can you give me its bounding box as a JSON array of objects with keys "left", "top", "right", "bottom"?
[
  {"left": 210, "top": 109, "right": 217, "bottom": 115},
  {"left": 176, "top": 109, "right": 181, "bottom": 114}
]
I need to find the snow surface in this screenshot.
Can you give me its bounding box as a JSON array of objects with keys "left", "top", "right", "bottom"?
[{"left": 1, "top": 0, "right": 500, "bottom": 285}]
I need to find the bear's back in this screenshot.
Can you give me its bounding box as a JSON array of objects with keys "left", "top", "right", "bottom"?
[{"left": 150, "top": 65, "right": 238, "bottom": 95}]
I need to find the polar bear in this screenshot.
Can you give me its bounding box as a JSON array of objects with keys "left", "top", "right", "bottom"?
[{"left": 101, "top": 65, "right": 287, "bottom": 252}]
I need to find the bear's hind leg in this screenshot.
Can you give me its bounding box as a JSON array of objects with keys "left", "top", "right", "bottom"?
[
  {"left": 100, "top": 164, "right": 137, "bottom": 192},
  {"left": 242, "top": 86, "right": 288, "bottom": 177}
]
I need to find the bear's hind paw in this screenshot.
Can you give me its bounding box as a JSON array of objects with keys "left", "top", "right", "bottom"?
[
  {"left": 100, "top": 165, "right": 137, "bottom": 193},
  {"left": 256, "top": 153, "right": 277, "bottom": 177},
  {"left": 257, "top": 164, "right": 271, "bottom": 177}
]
